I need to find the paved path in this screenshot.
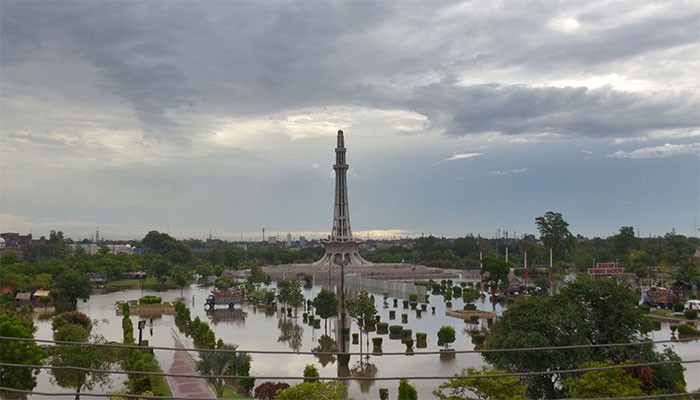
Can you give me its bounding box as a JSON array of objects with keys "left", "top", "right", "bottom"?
[{"left": 167, "top": 335, "right": 215, "bottom": 399}]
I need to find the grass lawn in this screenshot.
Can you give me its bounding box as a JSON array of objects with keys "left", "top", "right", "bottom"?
[
  {"left": 107, "top": 277, "right": 171, "bottom": 287},
  {"left": 216, "top": 384, "right": 254, "bottom": 399},
  {"left": 127, "top": 301, "right": 174, "bottom": 308}
]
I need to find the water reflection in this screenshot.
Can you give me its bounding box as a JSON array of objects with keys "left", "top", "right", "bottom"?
[
  {"left": 277, "top": 317, "right": 304, "bottom": 351},
  {"left": 206, "top": 309, "right": 247, "bottom": 326},
  {"left": 312, "top": 334, "right": 337, "bottom": 367},
  {"left": 351, "top": 360, "right": 378, "bottom": 393}
]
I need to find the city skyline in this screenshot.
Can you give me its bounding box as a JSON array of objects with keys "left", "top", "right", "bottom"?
[{"left": 1, "top": 1, "right": 699, "bottom": 241}]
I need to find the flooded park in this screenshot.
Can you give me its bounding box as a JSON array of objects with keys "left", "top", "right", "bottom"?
[{"left": 25, "top": 277, "right": 700, "bottom": 399}]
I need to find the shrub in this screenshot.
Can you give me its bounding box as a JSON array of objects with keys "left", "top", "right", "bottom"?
[
  {"left": 352, "top": 333, "right": 359, "bottom": 344},
  {"left": 677, "top": 324, "right": 700, "bottom": 336},
  {"left": 446, "top": 301, "right": 452, "bottom": 308},
  {"left": 139, "top": 296, "right": 162, "bottom": 304},
  {"left": 452, "top": 286, "right": 462, "bottom": 297},
  {"left": 379, "top": 388, "right": 389, "bottom": 400},
  {"left": 254, "top": 381, "right": 290, "bottom": 399},
  {"left": 389, "top": 325, "right": 403, "bottom": 334},
  {"left": 673, "top": 303, "right": 685, "bottom": 312},
  {"left": 402, "top": 329, "right": 412, "bottom": 339},
  {"left": 52, "top": 311, "right": 91, "bottom": 333},
  {"left": 639, "top": 303, "right": 651, "bottom": 313},
  {"left": 421, "top": 304, "right": 427, "bottom": 311},
  {"left": 403, "top": 338, "right": 414, "bottom": 351},
  {"left": 313, "top": 319, "right": 321, "bottom": 329},
  {"left": 338, "top": 353, "right": 350, "bottom": 366},
  {"left": 389, "top": 310, "right": 396, "bottom": 319},
  {"left": 398, "top": 379, "right": 417, "bottom": 400},
  {"left": 470, "top": 315, "right": 479, "bottom": 322},
  {"left": 376, "top": 322, "right": 389, "bottom": 334},
  {"left": 464, "top": 304, "right": 476, "bottom": 310},
  {"left": 401, "top": 313, "right": 408, "bottom": 323},
  {"left": 437, "top": 326, "right": 456, "bottom": 349},
  {"left": 403, "top": 300, "right": 409, "bottom": 308},
  {"left": 409, "top": 293, "right": 418, "bottom": 302},
  {"left": 416, "top": 332, "right": 427, "bottom": 341},
  {"left": 472, "top": 333, "right": 486, "bottom": 345},
  {"left": 685, "top": 310, "right": 698, "bottom": 320},
  {"left": 303, "top": 364, "right": 319, "bottom": 383},
  {"left": 372, "top": 337, "right": 383, "bottom": 347}
]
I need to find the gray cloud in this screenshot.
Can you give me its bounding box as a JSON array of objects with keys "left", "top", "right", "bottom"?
[{"left": 408, "top": 83, "right": 699, "bottom": 138}]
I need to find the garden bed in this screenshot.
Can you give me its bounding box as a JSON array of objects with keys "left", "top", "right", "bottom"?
[{"left": 446, "top": 310, "right": 496, "bottom": 320}]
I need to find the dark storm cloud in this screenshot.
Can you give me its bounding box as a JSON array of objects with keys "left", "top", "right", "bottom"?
[
  {"left": 1, "top": 1, "right": 698, "bottom": 142},
  {"left": 408, "top": 83, "right": 700, "bottom": 138}
]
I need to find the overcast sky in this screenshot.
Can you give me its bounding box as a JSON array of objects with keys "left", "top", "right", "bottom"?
[{"left": 1, "top": 1, "right": 699, "bottom": 241}]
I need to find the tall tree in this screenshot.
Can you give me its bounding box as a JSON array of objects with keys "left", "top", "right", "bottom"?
[
  {"left": 311, "top": 289, "right": 338, "bottom": 333},
  {"left": 287, "top": 280, "right": 304, "bottom": 317},
  {"left": 613, "top": 226, "right": 637, "bottom": 264},
  {"left": 50, "top": 321, "right": 113, "bottom": 400},
  {"left": 484, "top": 277, "right": 686, "bottom": 398},
  {"left": 171, "top": 266, "right": 189, "bottom": 295},
  {"left": 346, "top": 291, "right": 377, "bottom": 359},
  {"left": 0, "top": 311, "right": 47, "bottom": 395},
  {"left": 535, "top": 211, "right": 575, "bottom": 261},
  {"left": 55, "top": 270, "right": 91, "bottom": 311}
]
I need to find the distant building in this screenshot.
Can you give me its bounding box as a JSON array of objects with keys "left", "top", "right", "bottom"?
[
  {"left": 268, "top": 235, "right": 277, "bottom": 244},
  {"left": 299, "top": 236, "right": 306, "bottom": 247},
  {"left": 286, "top": 233, "right": 292, "bottom": 247}
]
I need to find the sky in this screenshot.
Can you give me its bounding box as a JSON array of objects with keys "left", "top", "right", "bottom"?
[{"left": 1, "top": 1, "right": 699, "bottom": 241}]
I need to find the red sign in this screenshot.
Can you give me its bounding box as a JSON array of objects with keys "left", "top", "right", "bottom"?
[
  {"left": 588, "top": 268, "right": 623, "bottom": 275},
  {"left": 596, "top": 263, "right": 616, "bottom": 269}
]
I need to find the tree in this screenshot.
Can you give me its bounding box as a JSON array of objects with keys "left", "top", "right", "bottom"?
[
  {"left": 0, "top": 311, "right": 47, "bottom": 394},
  {"left": 437, "top": 326, "right": 456, "bottom": 350},
  {"left": 481, "top": 257, "right": 508, "bottom": 294},
  {"left": 275, "top": 381, "right": 347, "bottom": 400},
  {"left": 535, "top": 211, "right": 575, "bottom": 261},
  {"left": 346, "top": 291, "right": 377, "bottom": 358},
  {"left": 562, "top": 360, "right": 645, "bottom": 398},
  {"left": 398, "top": 379, "right": 417, "bottom": 400},
  {"left": 433, "top": 366, "right": 526, "bottom": 400},
  {"left": 462, "top": 288, "right": 480, "bottom": 306},
  {"left": 249, "top": 265, "right": 268, "bottom": 285},
  {"left": 50, "top": 324, "right": 113, "bottom": 400},
  {"left": 484, "top": 277, "right": 686, "bottom": 398},
  {"left": 287, "top": 280, "right": 304, "bottom": 317},
  {"left": 197, "top": 343, "right": 250, "bottom": 398},
  {"left": 614, "top": 226, "right": 637, "bottom": 263},
  {"left": 311, "top": 289, "right": 338, "bottom": 333},
  {"left": 30, "top": 273, "right": 54, "bottom": 290},
  {"left": 1, "top": 250, "right": 21, "bottom": 266},
  {"left": 302, "top": 364, "right": 319, "bottom": 383},
  {"left": 171, "top": 266, "right": 189, "bottom": 295},
  {"left": 55, "top": 270, "right": 91, "bottom": 311}
]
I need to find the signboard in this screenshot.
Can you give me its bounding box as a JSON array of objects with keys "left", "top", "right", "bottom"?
[
  {"left": 138, "top": 320, "right": 146, "bottom": 329},
  {"left": 596, "top": 263, "right": 616, "bottom": 269},
  {"left": 588, "top": 267, "right": 623, "bottom": 275}
]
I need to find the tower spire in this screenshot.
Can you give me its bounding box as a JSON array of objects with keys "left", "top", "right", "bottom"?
[{"left": 313, "top": 130, "right": 371, "bottom": 266}]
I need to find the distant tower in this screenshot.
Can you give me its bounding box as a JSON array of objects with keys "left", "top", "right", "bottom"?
[
  {"left": 313, "top": 130, "right": 372, "bottom": 266},
  {"left": 286, "top": 232, "right": 292, "bottom": 247},
  {"left": 95, "top": 227, "right": 100, "bottom": 243}
]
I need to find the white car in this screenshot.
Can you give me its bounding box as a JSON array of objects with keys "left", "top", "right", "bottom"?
[{"left": 685, "top": 300, "right": 700, "bottom": 311}]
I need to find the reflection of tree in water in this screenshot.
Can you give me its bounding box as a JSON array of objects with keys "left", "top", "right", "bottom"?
[
  {"left": 351, "top": 360, "right": 378, "bottom": 393},
  {"left": 207, "top": 309, "right": 247, "bottom": 326},
  {"left": 311, "top": 335, "right": 337, "bottom": 367},
  {"left": 277, "top": 317, "right": 303, "bottom": 351}
]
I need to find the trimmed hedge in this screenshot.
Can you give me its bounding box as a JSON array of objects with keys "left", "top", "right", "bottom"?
[
  {"left": 389, "top": 325, "right": 403, "bottom": 334},
  {"left": 139, "top": 296, "right": 162, "bottom": 304},
  {"left": 685, "top": 310, "right": 698, "bottom": 320},
  {"left": 677, "top": 324, "right": 700, "bottom": 336}
]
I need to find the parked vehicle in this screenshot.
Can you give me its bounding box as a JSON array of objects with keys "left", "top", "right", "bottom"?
[
  {"left": 644, "top": 287, "right": 681, "bottom": 308},
  {"left": 685, "top": 300, "right": 700, "bottom": 311},
  {"left": 205, "top": 287, "right": 245, "bottom": 310}
]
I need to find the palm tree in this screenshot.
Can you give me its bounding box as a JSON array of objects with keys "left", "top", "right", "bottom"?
[{"left": 197, "top": 344, "right": 250, "bottom": 398}]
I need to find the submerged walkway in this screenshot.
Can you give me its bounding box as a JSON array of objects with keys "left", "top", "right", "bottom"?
[{"left": 167, "top": 334, "right": 215, "bottom": 399}]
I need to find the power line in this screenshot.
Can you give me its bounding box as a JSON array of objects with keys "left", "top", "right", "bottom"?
[
  {"left": 0, "top": 387, "right": 697, "bottom": 400},
  {"left": 1, "top": 359, "right": 698, "bottom": 381},
  {"left": 1, "top": 336, "right": 695, "bottom": 356}
]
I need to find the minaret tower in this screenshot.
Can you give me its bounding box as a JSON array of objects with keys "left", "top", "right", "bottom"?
[{"left": 314, "top": 130, "right": 372, "bottom": 266}]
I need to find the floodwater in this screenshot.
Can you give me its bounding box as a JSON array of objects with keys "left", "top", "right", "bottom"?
[{"left": 27, "top": 282, "right": 700, "bottom": 400}]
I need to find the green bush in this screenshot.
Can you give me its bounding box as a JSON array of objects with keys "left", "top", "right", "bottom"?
[
  {"left": 446, "top": 301, "right": 452, "bottom": 308},
  {"left": 379, "top": 388, "right": 389, "bottom": 400},
  {"left": 409, "top": 293, "right": 418, "bottom": 302},
  {"left": 416, "top": 332, "right": 427, "bottom": 341},
  {"left": 639, "top": 303, "right": 651, "bottom": 313},
  {"left": 403, "top": 300, "right": 409, "bottom": 308},
  {"left": 389, "top": 310, "right": 396, "bottom": 319},
  {"left": 376, "top": 322, "right": 389, "bottom": 334},
  {"left": 677, "top": 324, "right": 700, "bottom": 336},
  {"left": 139, "top": 296, "right": 162, "bottom": 304},
  {"left": 389, "top": 325, "right": 403, "bottom": 334},
  {"left": 303, "top": 364, "right": 319, "bottom": 383},
  {"left": 685, "top": 310, "right": 698, "bottom": 320},
  {"left": 403, "top": 338, "right": 414, "bottom": 350},
  {"left": 470, "top": 315, "right": 479, "bottom": 322},
  {"left": 402, "top": 329, "right": 412, "bottom": 339},
  {"left": 372, "top": 337, "right": 383, "bottom": 347},
  {"left": 472, "top": 333, "right": 486, "bottom": 345},
  {"left": 398, "top": 379, "right": 417, "bottom": 400},
  {"left": 673, "top": 303, "right": 685, "bottom": 312},
  {"left": 352, "top": 333, "right": 359, "bottom": 344}
]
